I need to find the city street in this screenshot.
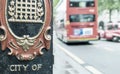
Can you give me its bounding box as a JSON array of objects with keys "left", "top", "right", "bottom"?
[
  {"left": 53, "top": 34, "right": 120, "bottom": 74},
  {"left": 53, "top": 0, "right": 120, "bottom": 74}
]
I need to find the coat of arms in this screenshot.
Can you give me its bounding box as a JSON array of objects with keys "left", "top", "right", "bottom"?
[{"left": 0, "top": 0, "right": 52, "bottom": 60}]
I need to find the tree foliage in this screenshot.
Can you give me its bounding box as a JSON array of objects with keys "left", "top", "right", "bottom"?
[
  {"left": 98, "top": 0, "right": 120, "bottom": 22},
  {"left": 53, "top": 0, "right": 60, "bottom": 8}
]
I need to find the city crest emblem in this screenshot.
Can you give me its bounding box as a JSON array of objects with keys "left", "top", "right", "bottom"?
[{"left": 0, "top": 0, "right": 51, "bottom": 60}]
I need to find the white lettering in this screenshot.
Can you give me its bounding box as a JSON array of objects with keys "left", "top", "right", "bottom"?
[
  {"left": 32, "top": 64, "right": 42, "bottom": 71},
  {"left": 9, "top": 64, "right": 42, "bottom": 71},
  {"left": 9, "top": 65, "right": 29, "bottom": 71},
  {"left": 23, "top": 65, "right": 29, "bottom": 71},
  {"left": 10, "top": 65, "right": 15, "bottom": 71}
]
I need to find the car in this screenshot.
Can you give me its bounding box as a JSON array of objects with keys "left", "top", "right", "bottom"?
[{"left": 98, "top": 23, "right": 120, "bottom": 42}]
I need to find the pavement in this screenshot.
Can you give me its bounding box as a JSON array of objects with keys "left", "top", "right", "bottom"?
[{"left": 53, "top": 43, "right": 91, "bottom": 74}]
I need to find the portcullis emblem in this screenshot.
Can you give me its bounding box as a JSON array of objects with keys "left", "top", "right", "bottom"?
[{"left": 0, "top": 0, "right": 51, "bottom": 60}]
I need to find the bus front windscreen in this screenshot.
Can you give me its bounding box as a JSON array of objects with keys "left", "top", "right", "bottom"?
[
  {"left": 70, "top": 14, "right": 95, "bottom": 22},
  {"left": 70, "top": 0, "right": 95, "bottom": 7}
]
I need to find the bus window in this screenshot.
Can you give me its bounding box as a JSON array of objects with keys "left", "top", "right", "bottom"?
[
  {"left": 70, "top": 14, "right": 95, "bottom": 22},
  {"left": 70, "top": 15, "right": 79, "bottom": 22},
  {"left": 70, "top": 0, "right": 95, "bottom": 7}
]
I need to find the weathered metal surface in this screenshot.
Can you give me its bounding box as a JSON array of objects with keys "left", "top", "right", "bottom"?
[
  {"left": 0, "top": 0, "right": 52, "bottom": 60},
  {"left": 0, "top": 0, "right": 53, "bottom": 74}
]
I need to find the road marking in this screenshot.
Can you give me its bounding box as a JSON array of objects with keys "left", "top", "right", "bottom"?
[
  {"left": 54, "top": 42, "right": 103, "bottom": 74},
  {"left": 93, "top": 45, "right": 113, "bottom": 52},
  {"left": 54, "top": 42, "right": 85, "bottom": 64},
  {"left": 85, "top": 66, "right": 102, "bottom": 74},
  {"left": 103, "top": 47, "right": 113, "bottom": 51}
]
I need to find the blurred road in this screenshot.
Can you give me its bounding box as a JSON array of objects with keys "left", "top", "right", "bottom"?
[{"left": 53, "top": 34, "right": 120, "bottom": 74}]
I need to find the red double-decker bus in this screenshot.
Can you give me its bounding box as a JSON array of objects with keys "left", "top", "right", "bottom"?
[{"left": 55, "top": 0, "right": 98, "bottom": 43}]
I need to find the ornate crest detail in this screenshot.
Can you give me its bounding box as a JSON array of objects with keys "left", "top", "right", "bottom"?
[
  {"left": 0, "top": 0, "right": 51, "bottom": 60},
  {"left": 16, "top": 35, "right": 35, "bottom": 51},
  {"left": 8, "top": 0, "right": 44, "bottom": 23}
]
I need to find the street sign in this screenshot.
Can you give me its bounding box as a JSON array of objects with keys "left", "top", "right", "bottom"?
[{"left": 0, "top": 0, "right": 53, "bottom": 74}]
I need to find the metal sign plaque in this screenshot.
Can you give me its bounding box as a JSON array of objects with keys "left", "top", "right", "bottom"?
[
  {"left": 0, "top": 0, "right": 53, "bottom": 74},
  {"left": 0, "top": 0, "right": 52, "bottom": 60}
]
